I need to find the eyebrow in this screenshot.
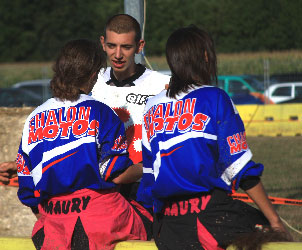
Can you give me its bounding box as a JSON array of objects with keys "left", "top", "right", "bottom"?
[{"left": 106, "top": 42, "right": 134, "bottom": 47}]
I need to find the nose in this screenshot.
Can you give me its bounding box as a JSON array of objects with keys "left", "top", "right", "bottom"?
[{"left": 114, "top": 46, "right": 122, "bottom": 59}]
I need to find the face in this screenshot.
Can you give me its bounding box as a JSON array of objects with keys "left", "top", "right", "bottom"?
[{"left": 101, "top": 30, "right": 145, "bottom": 80}]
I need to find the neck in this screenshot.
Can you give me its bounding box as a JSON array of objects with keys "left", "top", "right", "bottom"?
[{"left": 113, "top": 64, "right": 137, "bottom": 81}]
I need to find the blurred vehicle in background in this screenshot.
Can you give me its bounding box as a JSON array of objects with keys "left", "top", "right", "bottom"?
[
  {"left": 270, "top": 73, "right": 302, "bottom": 84},
  {"left": 0, "top": 87, "right": 43, "bottom": 107},
  {"left": 217, "top": 75, "right": 264, "bottom": 95},
  {"left": 264, "top": 82, "right": 302, "bottom": 104},
  {"left": 230, "top": 90, "right": 264, "bottom": 105},
  {"left": 217, "top": 75, "right": 269, "bottom": 103},
  {"left": 12, "top": 79, "right": 51, "bottom": 102},
  {"left": 158, "top": 70, "right": 171, "bottom": 76},
  {"left": 158, "top": 71, "right": 266, "bottom": 104}
]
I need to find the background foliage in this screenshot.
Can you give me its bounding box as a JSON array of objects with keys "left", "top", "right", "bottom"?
[
  {"left": 0, "top": 0, "right": 302, "bottom": 62},
  {"left": 2, "top": 50, "right": 302, "bottom": 88},
  {"left": 0, "top": 0, "right": 123, "bottom": 61}
]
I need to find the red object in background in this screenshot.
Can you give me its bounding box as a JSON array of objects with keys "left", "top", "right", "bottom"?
[
  {"left": 0, "top": 176, "right": 19, "bottom": 187},
  {"left": 231, "top": 192, "right": 302, "bottom": 206}
]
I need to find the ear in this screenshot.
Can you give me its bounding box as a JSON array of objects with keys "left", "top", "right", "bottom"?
[
  {"left": 100, "top": 36, "right": 106, "bottom": 51},
  {"left": 136, "top": 39, "right": 145, "bottom": 54}
]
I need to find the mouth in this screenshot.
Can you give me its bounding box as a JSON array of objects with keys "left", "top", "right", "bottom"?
[{"left": 112, "top": 60, "right": 125, "bottom": 69}]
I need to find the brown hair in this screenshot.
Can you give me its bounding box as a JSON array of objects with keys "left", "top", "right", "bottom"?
[
  {"left": 104, "top": 14, "right": 141, "bottom": 43},
  {"left": 50, "top": 39, "right": 106, "bottom": 101},
  {"left": 229, "top": 228, "right": 293, "bottom": 250},
  {"left": 166, "top": 25, "right": 217, "bottom": 99}
]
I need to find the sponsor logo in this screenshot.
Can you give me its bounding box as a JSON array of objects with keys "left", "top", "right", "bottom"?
[
  {"left": 41, "top": 195, "right": 91, "bottom": 215},
  {"left": 28, "top": 106, "right": 99, "bottom": 144},
  {"left": 144, "top": 98, "right": 210, "bottom": 141},
  {"left": 16, "top": 153, "right": 30, "bottom": 175},
  {"left": 227, "top": 132, "right": 248, "bottom": 155},
  {"left": 126, "top": 93, "right": 154, "bottom": 105},
  {"left": 164, "top": 195, "right": 211, "bottom": 216},
  {"left": 112, "top": 135, "right": 128, "bottom": 151}
]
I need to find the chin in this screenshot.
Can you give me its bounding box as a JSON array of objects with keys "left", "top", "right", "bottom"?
[{"left": 112, "top": 66, "right": 125, "bottom": 71}]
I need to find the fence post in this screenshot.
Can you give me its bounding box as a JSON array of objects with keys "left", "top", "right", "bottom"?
[
  {"left": 263, "top": 58, "right": 270, "bottom": 104},
  {"left": 124, "top": 0, "right": 145, "bottom": 65}
]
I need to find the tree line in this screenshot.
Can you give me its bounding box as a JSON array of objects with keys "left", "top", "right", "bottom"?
[{"left": 0, "top": 0, "right": 301, "bottom": 62}]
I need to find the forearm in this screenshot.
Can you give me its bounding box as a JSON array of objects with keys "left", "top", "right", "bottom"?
[
  {"left": 245, "top": 181, "right": 283, "bottom": 229},
  {"left": 112, "top": 163, "right": 143, "bottom": 184}
]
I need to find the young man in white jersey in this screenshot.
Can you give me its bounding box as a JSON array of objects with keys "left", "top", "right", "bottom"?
[
  {"left": 92, "top": 14, "right": 170, "bottom": 162},
  {"left": 91, "top": 14, "right": 170, "bottom": 200}
]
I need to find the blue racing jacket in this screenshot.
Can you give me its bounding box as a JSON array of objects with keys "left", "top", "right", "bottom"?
[
  {"left": 17, "top": 94, "right": 133, "bottom": 208},
  {"left": 137, "top": 86, "right": 263, "bottom": 213}
]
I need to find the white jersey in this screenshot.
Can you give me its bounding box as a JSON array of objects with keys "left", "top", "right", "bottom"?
[{"left": 92, "top": 66, "right": 170, "bottom": 163}]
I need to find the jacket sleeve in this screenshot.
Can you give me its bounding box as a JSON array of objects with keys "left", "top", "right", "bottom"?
[
  {"left": 97, "top": 107, "right": 133, "bottom": 181},
  {"left": 136, "top": 107, "right": 155, "bottom": 209},
  {"left": 17, "top": 138, "right": 40, "bottom": 208},
  {"left": 216, "top": 90, "right": 264, "bottom": 191}
]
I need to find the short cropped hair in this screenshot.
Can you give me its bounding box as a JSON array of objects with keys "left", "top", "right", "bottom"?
[
  {"left": 104, "top": 14, "right": 142, "bottom": 43},
  {"left": 50, "top": 39, "right": 106, "bottom": 101},
  {"left": 166, "top": 25, "right": 217, "bottom": 99}
]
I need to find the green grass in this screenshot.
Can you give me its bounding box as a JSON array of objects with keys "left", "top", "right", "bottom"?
[
  {"left": 1, "top": 50, "right": 302, "bottom": 88},
  {"left": 247, "top": 136, "right": 302, "bottom": 242},
  {"left": 0, "top": 62, "right": 53, "bottom": 88},
  {"left": 148, "top": 50, "right": 302, "bottom": 75},
  {"left": 218, "top": 50, "right": 302, "bottom": 75}
]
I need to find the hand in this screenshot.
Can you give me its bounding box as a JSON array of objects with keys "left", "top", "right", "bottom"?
[
  {"left": 245, "top": 182, "right": 293, "bottom": 241},
  {"left": 270, "top": 219, "right": 293, "bottom": 241},
  {"left": 0, "top": 161, "right": 18, "bottom": 184},
  {"left": 112, "top": 163, "right": 143, "bottom": 184}
]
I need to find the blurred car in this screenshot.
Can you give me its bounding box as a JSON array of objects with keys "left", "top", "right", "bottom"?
[
  {"left": 270, "top": 73, "right": 302, "bottom": 84},
  {"left": 217, "top": 75, "right": 264, "bottom": 96},
  {"left": 0, "top": 87, "right": 43, "bottom": 107},
  {"left": 230, "top": 90, "right": 264, "bottom": 105},
  {"left": 158, "top": 70, "right": 171, "bottom": 76},
  {"left": 156, "top": 72, "right": 266, "bottom": 104},
  {"left": 12, "top": 79, "right": 51, "bottom": 102},
  {"left": 264, "top": 82, "right": 302, "bottom": 104},
  {"left": 217, "top": 75, "right": 269, "bottom": 103}
]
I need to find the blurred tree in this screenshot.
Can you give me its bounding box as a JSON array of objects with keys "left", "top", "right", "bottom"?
[
  {"left": 145, "top": 0, "right": 184, "bottom": 55},
  {"left": 0, "top": 0, "right": 302, "bottom": 61},
  {"left": 0, "top": 0, "right": 123, "bottom": 62}
]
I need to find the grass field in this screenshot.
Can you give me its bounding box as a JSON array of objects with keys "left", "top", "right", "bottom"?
[
  {"left": 1, "top": 50, "right": 302, "bottom": 88},
  {"left": 246, "top": 136, "right": 302, "bottom": 242},
  {"left": 148, "top": 50, "right": 302, "bottom": 75}
]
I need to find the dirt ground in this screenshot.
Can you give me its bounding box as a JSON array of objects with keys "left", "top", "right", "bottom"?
[{"left": 0, "top": 107, "right": 36, "bottom": 237}]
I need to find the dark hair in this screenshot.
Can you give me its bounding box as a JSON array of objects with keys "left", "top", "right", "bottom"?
[
  {"left": 104, "top": 14, "right": 141, "bottom": 43},
  {"left": 166, "top": 25, "right": 217, "bottom": 98},
  {"left": 50, "top": 39, "right": 106, "bottom": 101},
  {"left": 229, "top": 228, "right": 293, "bottom": 250}
]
